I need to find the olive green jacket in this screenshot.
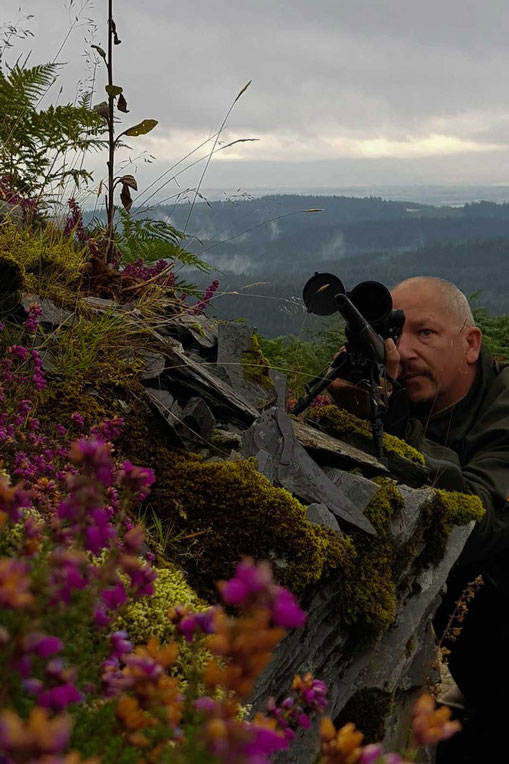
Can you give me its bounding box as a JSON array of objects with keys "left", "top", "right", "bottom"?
[{"left": 386, "top": 347, "right": 509, "bottom": 588}]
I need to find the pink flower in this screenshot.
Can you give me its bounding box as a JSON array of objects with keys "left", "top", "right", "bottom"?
[
  {"left": 38, "top": 683, "right": 82, "bottom": 710},
  {"left": 360, "top": 743, "right": 384, "bottom": 763},
  {"left": 26, "top": 633, "right": 63, "bottom": 658},
  {"left": 271, "top": 588, "right": 306, "bottom": 629},
  {"left": 118, "top": 460, "right": 155, "bottom": 497},
  {"left": 101, "top": 583, "right": 127, "bottom": 611}
]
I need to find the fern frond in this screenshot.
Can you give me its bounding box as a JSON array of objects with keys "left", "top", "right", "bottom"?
[{"left": 1, "top": 62, "right": 60, "bottom": 106}]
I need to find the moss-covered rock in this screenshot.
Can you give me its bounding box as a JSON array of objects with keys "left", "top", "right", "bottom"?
[
  {"left": 338, "top": 479, "right": 404, "bottom": 641},
  {"left": 417, "top": 489, "right": 485, "bottom": 569},
  {"left": 145, "top": 449, "right": 352, "bottom": 601},
  {"left": 307, "top": 404, "right": 425, "bottom": 465},
  {"left": 335, "top": 688, "right": 394, "bottom": 744},
  {"left": 0, "top": 220, "right": 86, "bottom": 301}
]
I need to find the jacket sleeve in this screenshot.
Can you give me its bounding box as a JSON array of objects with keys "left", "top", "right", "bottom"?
[{"left": 400, "top": 395, "right": 509, "bottom": 565}]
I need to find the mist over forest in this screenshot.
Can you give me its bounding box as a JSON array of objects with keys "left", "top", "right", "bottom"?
[{"left": 130, "top": 194, "right": 509, "bottom": 337}]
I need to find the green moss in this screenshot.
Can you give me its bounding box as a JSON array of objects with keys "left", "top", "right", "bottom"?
[
  {"left": 338, "top": 479, "right": 403, "bottom": 641},
  {"left": 417, "top": 489, "right": 485, "bottom": 569},
  {"left": 308, "top": 404, "right": 425, "bottom": 465},
  {"left": 335, "top": 688, "right": 394, "bottom": 744},
  {"left": 145, "top": 451, "right": 351, "bottom": 601},
  {"left": 0, "top": 220, "right": 86, "bottom": 302},
  {"left": 114, "top": 564, "right": 212, "bottom": 681},
  {"left": 242, "top": 333, "right": 273, "bottom": 390},
  {"left": 114, "top": 564, "right": 206, "bottom": 646}
]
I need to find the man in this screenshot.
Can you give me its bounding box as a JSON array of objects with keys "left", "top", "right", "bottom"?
[{"left": 329, "top": 276, "right": 509, "bottom": 762}]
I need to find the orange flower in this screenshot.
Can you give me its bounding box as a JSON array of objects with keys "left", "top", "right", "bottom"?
[
  {"left": 0, "top": 557, "right": 34, "bottom": 608},
  {"left": 412, "top": 693, "right": 461, "bottom": 746},
  {"left": 319, "top": 718, "right": 364, "bottom": 764},
  {"left": 116, "top": 695, "right": 155, "bottom": 732}
]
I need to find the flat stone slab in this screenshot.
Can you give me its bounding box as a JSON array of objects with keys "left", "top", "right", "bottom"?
[
  {"left": 243, "top": 407, "right": 375, "bottom": 535},
  {"left": 159, "top": 342, "right": 259, "bottom": 424},
  {"left": 322, "top": 467, "right": 378, "bottom": 514},
  {"left": 306, "top": 503, "right": 341, "bottom": 531},
  {"left": 161, "top": 313, "right": 218, "bottom": 351},
  {"left": 293, "top": 420, "right": 390, "bottom": 476}
]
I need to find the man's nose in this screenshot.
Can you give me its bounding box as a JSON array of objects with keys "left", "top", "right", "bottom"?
[{"left": 397, "top": 332, "right": 419, "bottom": 362}]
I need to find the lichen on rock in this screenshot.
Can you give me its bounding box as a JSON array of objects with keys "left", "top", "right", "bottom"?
[{"left": 241, "top": 333, "right": 273, "bottom": 390}]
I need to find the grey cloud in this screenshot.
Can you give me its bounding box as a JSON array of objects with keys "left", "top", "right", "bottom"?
[{"left": 6, "top": 0, "right": 509, "bottom": 192}]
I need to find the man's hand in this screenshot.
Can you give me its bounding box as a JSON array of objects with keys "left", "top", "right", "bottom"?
[{"left": 328, "top": 338, "right": 400, "bottom": 417}]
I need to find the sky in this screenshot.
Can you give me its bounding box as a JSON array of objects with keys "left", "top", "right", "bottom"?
[{"left": 4, "top": 0, "right": 509, "bottom": 204}]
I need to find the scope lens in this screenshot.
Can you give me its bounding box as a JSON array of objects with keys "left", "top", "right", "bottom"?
[
  {"left": 302, "top": 272, "right": 345, "bottom": 316},
  {"left": 350, "top": 281, "right": 392, "bottom": 324}
]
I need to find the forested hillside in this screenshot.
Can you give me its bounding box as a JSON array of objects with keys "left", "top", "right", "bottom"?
[{"left": 140, "top": 195, "right": 509, "bottom": 336}]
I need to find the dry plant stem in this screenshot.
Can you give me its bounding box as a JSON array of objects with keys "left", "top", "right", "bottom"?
[
  {"left": 105, "top": 0, "right": 115, "bottom": 263},
  {"left": 437, "top": 575, "right": 484, "bottom": 655}
]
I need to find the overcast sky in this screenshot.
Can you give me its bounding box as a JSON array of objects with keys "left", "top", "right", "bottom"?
[{"left": 5, "top": 0, "right": 509, "bottom": 203}]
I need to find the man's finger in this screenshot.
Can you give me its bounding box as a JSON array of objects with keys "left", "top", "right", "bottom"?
[{"left": 385, "top": 338, "right": 400, "bottom": 380}]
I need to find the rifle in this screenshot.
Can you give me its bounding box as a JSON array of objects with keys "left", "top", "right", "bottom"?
[{"left": 292, "top": 273, "right": 405, "bottom": 466}]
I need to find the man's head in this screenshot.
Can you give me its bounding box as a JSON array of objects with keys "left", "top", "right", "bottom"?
[{"left": 390, "top": 277, "right": 482, "bottom": 412}]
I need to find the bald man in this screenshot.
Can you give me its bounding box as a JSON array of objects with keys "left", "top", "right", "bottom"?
[{"left": 330, "top": 277, "right": 509, "bottom": 762}]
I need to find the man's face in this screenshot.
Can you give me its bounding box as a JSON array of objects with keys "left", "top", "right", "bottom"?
[{"left": 391, "top": 283, "right": 480, "bottom": 411}]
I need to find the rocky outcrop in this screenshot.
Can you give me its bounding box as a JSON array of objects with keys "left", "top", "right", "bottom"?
[{"left": 33, "top": 297, "right": 478, "bottom": 762}]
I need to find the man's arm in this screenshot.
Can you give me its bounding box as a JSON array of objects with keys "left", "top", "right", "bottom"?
[{"left": 327, "top": 338, "right": 400, "bottom": 416}]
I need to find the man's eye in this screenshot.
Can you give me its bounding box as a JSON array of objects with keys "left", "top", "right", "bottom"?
[{"left": 418, "top": 329, "right": 434, "bottom": 337}]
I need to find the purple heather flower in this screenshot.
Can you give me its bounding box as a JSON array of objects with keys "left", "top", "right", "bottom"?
[
  {"left": 26, "top": 633, "right": 63, "bottom": 658},
  {"left": 101, "top": 583, "right": 127, "bottom": 611},
  {"left": 8, "top": 345, "right": 28, "bottom": 361},
  {"left": 360, "top": 744, "right": 385, "bottom": 764},
  {"left": 22, "top": 677, "right": 43, "bottom": 696},
  {"left": 271, "top": 588, "right": 306, "bottom": 629},
  {"left": 118, "top": 460, "right": 156, "bottom": 497},
  {"left": 110, "top": 631, "right": 133, "bottom": 657},
  {"left": 38, "top": 682, "right": 82, "bottom": 710}
]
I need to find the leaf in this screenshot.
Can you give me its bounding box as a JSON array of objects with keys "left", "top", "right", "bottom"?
[
  {"left": 105, "top": 84, "right": 123, "bottom": 98},
  {"left": 120, "top": 183, "right": 133, "bottom": 212},
  {"left": 91, "top": 44, "right": 107, "bottom": 60},
  {"left": 119, "top": 174, "right": 138, "bottom": 191},
  {"left": 111, "top": 20, "right": 122, "bottom": 45},
  {"left": 97, "top": 180, "right": 104, "bottom": 197},
  {"left": 117, "top": 93, "right": 129, "bottom": 113},
  {"left": 123, "top": 119, "right": 158, "bottom": 137},
  {"left": 93, "top": 101, "right": 110, "bottom": 120}
]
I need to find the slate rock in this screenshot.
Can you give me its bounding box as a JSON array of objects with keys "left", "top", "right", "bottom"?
[
  {"left": 306, "top": 503, "right": 340, "bottom": 531},
  {"left": 137, "top": 350, "right": 166, "bottom": 380},
  {"left": 242, "top": 407, "right": 374, "bottom": 534},
  {"left": 293, "top": 420, "right": 389, "bottom": 477},
  {"left": 161, "top": 313, "right": 218, "bottom": 351},
  {"left": 214, "top": 323, "right": 277, "bottom": 410},
  {"left": 179, "top": 396, "right": 216, "bottom": 442},
  {"left": 254, "top": 449, "right": 274, "bottom": 482},
  {"left": 22, "top": 295, "right": 73, "bottom": 327},
  {"left": 159, "top": 342, "right": 259, "bottom": 424},
  {"left": 270, "top": 369, "right": 287, "bottom": 409},
  {"left": 145, "top": 387, "right": 178, "bottom": 429},
  {"left": 390, "top": 486, "right": 435, "bottom": 545},
  {"left": 322, "top": 467, "right": 378, "bottom": 514}
]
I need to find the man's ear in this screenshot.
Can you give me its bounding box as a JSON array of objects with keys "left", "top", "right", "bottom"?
[{"left": 465, "top": 327, "right": 482, "bottom": 364}]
